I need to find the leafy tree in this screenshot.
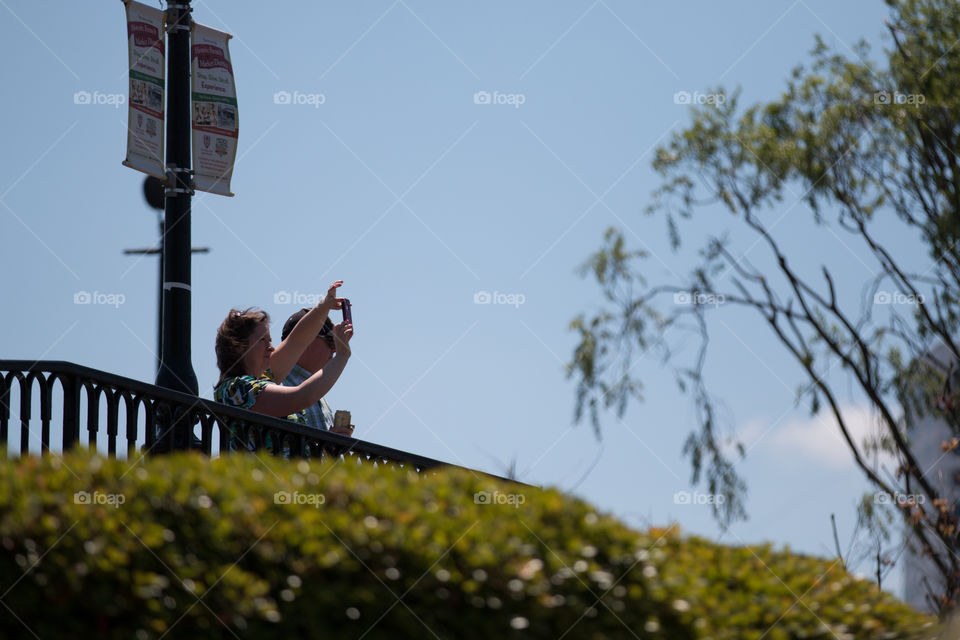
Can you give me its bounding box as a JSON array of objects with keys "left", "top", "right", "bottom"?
[{"left": 569, "top": 0, "right": 960, "bottom": 614}]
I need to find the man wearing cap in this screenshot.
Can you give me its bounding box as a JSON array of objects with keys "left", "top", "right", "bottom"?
[{"left": 280, "top": 308, "right": 354, "bottom": 436}]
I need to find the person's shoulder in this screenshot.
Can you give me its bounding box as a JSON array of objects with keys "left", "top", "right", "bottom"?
[
  {"left": 216, "top": 374, "right": 257, "bottom": 388},
  {"left": 215, "top": 375, "right": 263, "bottom": 397},
  {"left": 215, "top": 374, "right": 268, "bottom": 408}
]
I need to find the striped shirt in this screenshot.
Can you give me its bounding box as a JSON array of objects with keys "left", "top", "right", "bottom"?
[{"left": 282, "top": 365, "right": 335, "bottom": 431}]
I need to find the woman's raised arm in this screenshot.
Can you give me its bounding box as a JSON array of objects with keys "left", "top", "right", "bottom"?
[
  {"left": 245, "top": 351, "right": 351, "bottom": 418},
  {"left": 268, "top": 280, "right": 342, "bottom": 380}
]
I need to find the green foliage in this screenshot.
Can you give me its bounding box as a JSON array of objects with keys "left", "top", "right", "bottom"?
[
  {"left": 0, "top": 452, "right": 936, "bottom": 638},
  {"left": 569, "top": 0, "right": 960, "bottom": 607}
]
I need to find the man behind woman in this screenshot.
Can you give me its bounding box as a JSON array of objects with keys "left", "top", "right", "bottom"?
[
  {"left": 279, "top": 308, "right": 353, "bottom": 435},
  {"left": 213, "top": 280, "right": 354, "bottom": 448}
]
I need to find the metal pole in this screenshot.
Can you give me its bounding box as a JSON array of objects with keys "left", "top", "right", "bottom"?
[
  {"left": 157, "top": 217, "right": 164, "bottom": 374},
  {"left": 156, "top": 0, "right": 197, "bottom": 449},
  {"left": 129, "top": 176, "right": 208, "bottom": 378},
  {"left": 121, "top": 230, "right": 209, "bottom": 377}
]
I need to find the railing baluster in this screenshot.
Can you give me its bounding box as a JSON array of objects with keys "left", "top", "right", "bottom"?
[
  {"left": 19, "top": 374, "right": 32, "bottom": 455},
  {"left": 36, "top": 373, "right": 52, "bottom": 454},
  {"left": 106, "top": 389, "right": 119, "bottom": 457},
  {"left": 199, "top": 413, "right": 213, "bottom": 455},
  {"left": 287, "top": 432, "right": 303, "bottom": 459},
  {"left": 144, "top": 399, "right": 156, "bottom": 454},
  {"left": 85, "top": 383, "right": 99, "bottom": 450},
  {"left": 187, "top": 409, "right": 201, "bottom": 452},
  {"left": 0, "top": 373, "right": 10, "bottom": 450},
  {"left": 61, "top": 373, "right": 80, "bottom": 451},
  {"left": 250, "top": 424, "right": 262, "bottom": 452},
  {"left": 124, "top": 394, "right": 139, "bottom": 458},
  {"left": 216, "top": 417, "right": 229, "bottom": 454}
]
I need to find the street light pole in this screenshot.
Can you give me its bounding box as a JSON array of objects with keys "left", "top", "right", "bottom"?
[
  {"left": 124, "top": 176, "right": 208, "bottom": 376},
  {"left": 156, "top": 0, "right": 197, "bottom": 449}
]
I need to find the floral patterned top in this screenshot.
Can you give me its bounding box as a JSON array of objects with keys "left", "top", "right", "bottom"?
[
  {"left": 214, "top": 370, "right": 307, "bottom": 452},
  {"left": 214, "top": 370, "right": 307, "bottom": 424}
]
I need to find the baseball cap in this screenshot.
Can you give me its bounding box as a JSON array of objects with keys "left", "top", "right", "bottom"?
[{"left": 281, "top": 308, "right": 335, "bottom": 342}]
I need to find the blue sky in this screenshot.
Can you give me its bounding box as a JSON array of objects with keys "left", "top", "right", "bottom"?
[{"left": 1, "top": 0, "right": 916, "bottom": 597}]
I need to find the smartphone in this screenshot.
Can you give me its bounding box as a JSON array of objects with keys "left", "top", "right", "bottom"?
[{"left": 341, "top": 298, "right": 352, "bottom": 325}]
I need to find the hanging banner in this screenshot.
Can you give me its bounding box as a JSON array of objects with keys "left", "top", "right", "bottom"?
[
  {"left": 191, "top": 24, "right": 238, "bottom": 196},
  {"left": 121, "top": 0, "right": 166, "bottom": 178}
]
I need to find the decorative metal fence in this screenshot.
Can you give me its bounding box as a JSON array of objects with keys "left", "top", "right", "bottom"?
[{"left": 0, "top": 360, "right": 490, "bottom": 478}]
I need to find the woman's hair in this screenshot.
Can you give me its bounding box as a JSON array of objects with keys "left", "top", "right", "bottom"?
[{"left": 215, "top": 308, "right": 270, "bottom": 382}]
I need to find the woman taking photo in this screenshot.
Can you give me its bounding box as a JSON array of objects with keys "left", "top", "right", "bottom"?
[{"left": 214, "top": 280, "right": 352, "bottom": 450}]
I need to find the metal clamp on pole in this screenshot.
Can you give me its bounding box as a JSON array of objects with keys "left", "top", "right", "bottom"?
[
  {"left": 165, "top": 3, "right": 192, "bottom": 33},
  {"left": 164, "top": 165, "right": 195, "bottom": 196}
]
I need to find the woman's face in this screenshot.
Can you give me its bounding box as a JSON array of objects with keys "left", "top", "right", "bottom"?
[{"left": 243, "top": 323, "right": 274, "bottom": 376}]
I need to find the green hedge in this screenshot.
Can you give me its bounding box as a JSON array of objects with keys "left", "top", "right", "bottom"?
[{"left": 0, "top": 451, "right": 936, "bottom": 639}]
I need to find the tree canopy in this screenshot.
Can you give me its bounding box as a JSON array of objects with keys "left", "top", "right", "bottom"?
[{"left": 569, "top": 0, "right": 960, "bottom": 613}]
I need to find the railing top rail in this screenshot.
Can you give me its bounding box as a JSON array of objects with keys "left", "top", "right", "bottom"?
[{"left": 0, "top": 359, "right": 521, "bottom": 484}]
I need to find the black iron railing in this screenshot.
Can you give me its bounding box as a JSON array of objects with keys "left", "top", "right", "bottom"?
[{"left": 0, "top": 360, "right": 491, "bottom": 478}]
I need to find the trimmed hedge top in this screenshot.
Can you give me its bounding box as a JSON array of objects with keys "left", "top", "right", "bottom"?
[{"left": 0, "top": 451, "right": 936, "bottom": 639}]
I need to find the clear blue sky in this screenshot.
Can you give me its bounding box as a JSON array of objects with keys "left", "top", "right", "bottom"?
[{"left": 1, "top": 0, "right": 913, "bottom": 596}]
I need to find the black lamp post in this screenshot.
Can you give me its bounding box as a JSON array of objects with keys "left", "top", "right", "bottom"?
[
  {"left": 124, "top": 176, "right": 207, "bottom": 376},
  {"left": 154, "top": 0, "right": 197, "bottom": 450}
]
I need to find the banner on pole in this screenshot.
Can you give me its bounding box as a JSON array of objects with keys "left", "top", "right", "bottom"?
[
  {"left": 191, "top": 24, "right": 238, "bottom": 197},
  {"left": 121, "top": 0, "right": 166, "bottom": 179}
]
